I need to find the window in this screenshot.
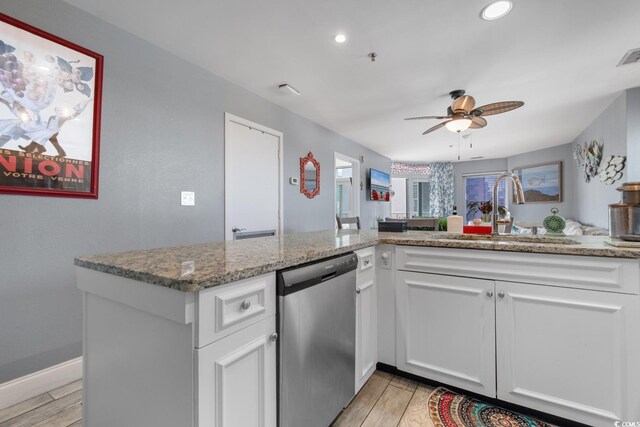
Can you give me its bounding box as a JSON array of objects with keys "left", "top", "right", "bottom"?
[
  {"left": 464, "top": 172, "right": 507, "bottom": 223},
  {"left": 411, "top": 181, "right": 431, "bottom": 218},
  {"left": 390, "top": 177, "right": 431, "bottom": 219}
]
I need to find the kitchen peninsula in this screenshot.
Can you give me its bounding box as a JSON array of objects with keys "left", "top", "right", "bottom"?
[{"left": 76, "top": 230, "right": 640, "bottom": 427}]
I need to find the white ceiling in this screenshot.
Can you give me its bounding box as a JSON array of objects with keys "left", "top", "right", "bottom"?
[{"left": 64, "top": 0, "right": 640, "bottom": 162}]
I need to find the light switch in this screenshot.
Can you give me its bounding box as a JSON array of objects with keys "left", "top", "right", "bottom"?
[{"left": 181, "top": 191, "right": 195, "bottom": 206}]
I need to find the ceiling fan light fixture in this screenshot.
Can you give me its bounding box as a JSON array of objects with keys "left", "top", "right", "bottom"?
[
  {"left": 481, "top": 1, "right": 513, "bottom": 20},
  {"left": 445, "top": 118, "right": 472, "bottom": 133}
]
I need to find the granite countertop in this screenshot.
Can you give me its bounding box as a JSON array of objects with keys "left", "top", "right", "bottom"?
[{"left": 75, "top": 230, "right": 640, "bottom": 292}]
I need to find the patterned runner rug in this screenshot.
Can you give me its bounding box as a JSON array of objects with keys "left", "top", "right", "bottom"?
[{"left": 428, "top": 387, "right": 557, "bottom": 427}]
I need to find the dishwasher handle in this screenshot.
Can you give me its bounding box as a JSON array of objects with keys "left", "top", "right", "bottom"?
[{"left": 276, "top": 252, "right": 358, "bottom": 296}]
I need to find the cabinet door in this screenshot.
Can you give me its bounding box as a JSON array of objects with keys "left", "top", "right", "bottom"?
[
  {"left": 396, "top": 271, "right": 496, "bottom": 397},
  {"left": 356, "top": 276, "right": 377, "bottom": 391},
  {"left": 196, "top": 316, "right": 276, "bottom": 427},
  {"left": 496, "top": 281, "right": 640, "bottom": 426}
]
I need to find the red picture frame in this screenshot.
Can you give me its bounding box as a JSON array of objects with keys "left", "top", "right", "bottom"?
[{"left": 0, "top": 12, "right": 103, "bottom": 199}]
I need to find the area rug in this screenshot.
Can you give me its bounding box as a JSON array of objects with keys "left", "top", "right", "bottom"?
[{"left": 428, "top": 387, "right": 556, "bottom": 427}]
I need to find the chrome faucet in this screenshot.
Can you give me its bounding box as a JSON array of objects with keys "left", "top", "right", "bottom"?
[{"left": 492, "top": 172, "right": 525, "bottom": 235}]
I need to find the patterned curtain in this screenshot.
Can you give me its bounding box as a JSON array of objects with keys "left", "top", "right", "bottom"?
[{"left": 427, "top": 162, "right": 454, "bottom": 217}]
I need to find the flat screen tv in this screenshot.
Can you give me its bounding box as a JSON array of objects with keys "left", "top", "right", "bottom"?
[{"left": 369, "top": 168, "right": 391, "bottom": 201}]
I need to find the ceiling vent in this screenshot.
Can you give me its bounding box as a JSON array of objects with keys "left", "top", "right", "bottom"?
[{"left": 617, "top": 48, "right": 640, "bottom": 67}]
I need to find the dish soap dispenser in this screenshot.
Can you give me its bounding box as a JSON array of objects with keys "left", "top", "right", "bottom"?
[{"left": 447, "top": 206, "right": 463, "bottom": 234}]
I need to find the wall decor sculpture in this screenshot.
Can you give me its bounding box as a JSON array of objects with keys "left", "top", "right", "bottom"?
[
  {"left": 573, "top": 140, "right": 603, "bottom": 183},
  {"left": 599, "top": 155, "right": 626, "bottom": 185}
]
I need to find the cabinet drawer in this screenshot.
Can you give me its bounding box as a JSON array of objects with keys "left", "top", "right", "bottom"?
[
  {"left": 196, "top": 273, "right": 275, "bottom": 348},
  {"left": 396, "top": 246, "right": 640, "bottom": 295}
]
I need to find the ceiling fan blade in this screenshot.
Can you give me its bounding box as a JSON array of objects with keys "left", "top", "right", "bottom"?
[
  {"left": 451, "top": 95, "right": 476, "bottom": 113},
  {"left": 470, "top": 116, "right": 487, "bottom": 129},
  {"left": 472, "top": 101, "right": 524, "bottom": 116},
  {"left": 422, "top": 121, "right": 448, "bottom": 135},
  {"left": 404, "top": 115, "right": 450, "bottom": 120}
]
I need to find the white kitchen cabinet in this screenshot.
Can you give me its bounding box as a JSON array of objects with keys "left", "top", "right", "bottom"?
[
  {"left": 496, "top": 281, "right": 640, "bottom": 426},
  {"left": 78, "top": 268, "right": 277, "bottom": 427},
  {"left": 394, "top": 245, "right": 640, "bottom": 426},
  {"left": 395, "top": 270, "right": 496, "bottom": 397},
  {"left": 197, "top": 315, "right": 277, "bottom": 427},
  {"left": 355, "top": 247, "right": 377, "bottom": 391}
]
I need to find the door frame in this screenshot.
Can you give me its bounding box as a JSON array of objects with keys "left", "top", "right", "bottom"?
[
  {"left": 334, "top": 152, "right": 360, "bottom": 226},
  {"left": 224, "top": 113, "right": 283, "bottom": 240}
]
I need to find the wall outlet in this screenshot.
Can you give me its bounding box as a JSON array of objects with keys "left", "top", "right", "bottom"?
[{"left": 181, "top": 191, "right": 195, "bottom": 206}]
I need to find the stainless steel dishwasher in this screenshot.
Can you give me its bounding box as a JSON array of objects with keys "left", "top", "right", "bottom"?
[{"left": 276, "top": 252, "right": 358, "bottom": 427}]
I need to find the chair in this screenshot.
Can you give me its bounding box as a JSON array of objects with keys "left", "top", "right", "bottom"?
[{"left": 336, "top": 216, "right": 361, "bottom": 230}]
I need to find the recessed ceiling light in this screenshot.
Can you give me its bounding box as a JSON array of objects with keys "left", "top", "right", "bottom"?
[
  {"left": 481, "top": 1, "right": 513, "bottom": 20},
  {"left": 334, "top": 34, "right": 347, "bottom": 43}
]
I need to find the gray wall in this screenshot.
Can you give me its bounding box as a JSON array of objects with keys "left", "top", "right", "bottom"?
[
  {"left": 0, "top": 0, "right": 390, "bottom": 383},
  {"left": 627, "top": 88, "right": 640, "bottom": 182},
  {"left": 452, "top": 158, "right": 508, "bottom": 217},
  {"left": 507, "top": 144, "right": 575, "bottom": 222},
  {"left": 568, "top": 93, "right": 627, "bottom": 228}
]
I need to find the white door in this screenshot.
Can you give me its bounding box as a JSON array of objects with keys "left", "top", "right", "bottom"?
[
  {"left": 225, "top": 114, "right": 282, "bottom": 240},
  {"left": 355, "top": 248, "right": 377, "bottom": 391},
  {"left": 396, "top": 271, "right": 496, "bottom": 397},
  {"left": 196, "top": 316, "right": 277, "bottom": 427},
  {"left": 496, "top": 281, "right": 639, "bottom": 426}
]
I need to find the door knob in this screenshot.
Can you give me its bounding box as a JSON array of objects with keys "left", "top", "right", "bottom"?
[
  {"left": 240, "top": 300, "right": 251, "bottom": 310},
  {"left": 486, "top": 290, "right": 494, "bottom": 297},
  {"left": 269, "top": 333, "right": 278, "bottom": 342},
  {"left": 498, "top": 291, "right": 505, "bottom": 299}
]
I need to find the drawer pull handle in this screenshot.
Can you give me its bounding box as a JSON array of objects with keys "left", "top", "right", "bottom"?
[
  {"left": 270, "top": 333, "right": 278, "bottom": 342},
  {"left": 364, "top": 259, "right": 370, "bottom": 266},
  {"left": 498, "top": 291, "right": 505, "bottom": 299},
  {"left": 240, "top": 300, "right": 251, "bottom": 310},
  {"left": 486, "top": 291, "right": 493, "bottom": 297}
]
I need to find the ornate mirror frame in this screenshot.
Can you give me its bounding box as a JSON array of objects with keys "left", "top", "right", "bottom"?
[{"left": 300, "top": 151, "right": 320, "bottom": 199}]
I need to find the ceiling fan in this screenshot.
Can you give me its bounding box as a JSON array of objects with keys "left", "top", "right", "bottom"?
[{"left": 405, "top": 90, "right": 524, "bottom": 135}]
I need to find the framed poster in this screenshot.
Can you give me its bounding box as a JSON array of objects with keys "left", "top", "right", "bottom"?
[
  {"left": 512, "top": 161, "right": 562, "bottom": 203},
  {"left": 0, "top": 13, "right": 103, "bottom": 198}
]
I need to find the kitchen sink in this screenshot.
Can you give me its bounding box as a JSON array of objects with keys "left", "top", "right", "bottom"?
[{"left": 434, "top": 234, "right": 581, "bottom": 245}]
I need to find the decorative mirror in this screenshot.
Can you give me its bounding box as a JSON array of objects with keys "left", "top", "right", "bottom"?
[{"left": 300, "top": 151, "right": 320, "bottom": 199}]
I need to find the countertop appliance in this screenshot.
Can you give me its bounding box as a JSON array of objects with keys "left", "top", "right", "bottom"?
[
  {"left": 276, "top": 252, "right": 358, "bottom": 427},
  {"left": 610, "top": 182, "right": 640, "bottom": 238}
]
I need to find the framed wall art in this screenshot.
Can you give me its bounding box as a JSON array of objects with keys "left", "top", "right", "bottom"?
[
  {"left": 0, "top": 13, "right": 103, "bottom": 198},
  {"left": 512, "top": 161, "right": 562, "bottom": 203}
]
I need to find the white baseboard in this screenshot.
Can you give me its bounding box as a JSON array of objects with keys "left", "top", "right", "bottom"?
[{"left": 0, "top": 357, "right": 83, "bottom": 411}]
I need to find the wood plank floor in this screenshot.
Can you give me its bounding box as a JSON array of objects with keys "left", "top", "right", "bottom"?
[
  {"left": 0, "top": 371, "right": 430, "bottom": 427},
  {"left": 333, "top": 371, "right": 437, "bottom": 427},
  {"left": 0, "top": 380, "right": 82, "bottom": 427}
]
